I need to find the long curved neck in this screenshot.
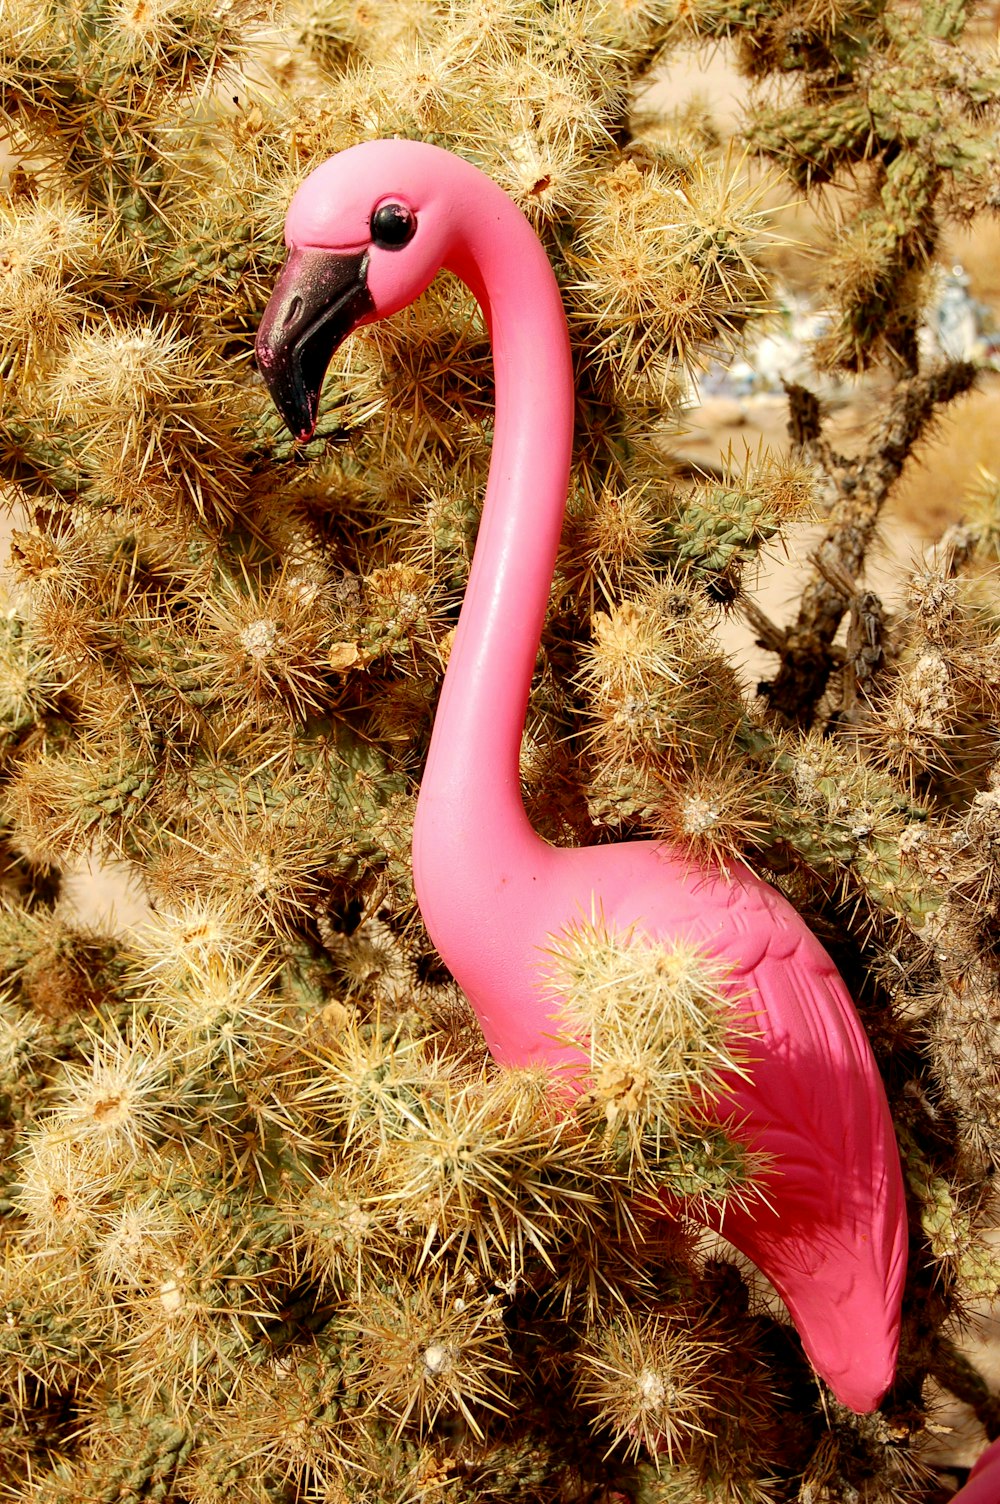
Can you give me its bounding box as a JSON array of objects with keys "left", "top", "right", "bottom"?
[{"left": 414, "top": 199, "right": 574, "bottom": 870}]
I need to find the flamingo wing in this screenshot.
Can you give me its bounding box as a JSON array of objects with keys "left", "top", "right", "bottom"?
[
  {"left": 541, "top": 842, "right": 907, "bottom": 1411},
  {"left": 692, "top": 869, "right": 908, "bottom": 1413}
]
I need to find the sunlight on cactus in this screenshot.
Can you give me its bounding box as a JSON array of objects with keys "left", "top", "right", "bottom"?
[{"left": 0, "top": 0, "right": 998, "bottom": 1498}]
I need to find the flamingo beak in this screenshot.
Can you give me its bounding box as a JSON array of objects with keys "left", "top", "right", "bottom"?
[{"left": 255, "top": 247, "right": 373, "bottom": 442}]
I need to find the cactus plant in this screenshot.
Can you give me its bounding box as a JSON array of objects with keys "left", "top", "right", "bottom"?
[{"left": 0, "top": 0, "right": 999, "bottom": 1499}]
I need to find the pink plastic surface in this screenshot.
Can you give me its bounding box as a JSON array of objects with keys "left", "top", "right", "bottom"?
[
  {"left": 954, "top": 1439, "right": 1000, "bottom": 1503},
  {"left": 276, "top": 138, "right": 908, "bottom": 1414}
]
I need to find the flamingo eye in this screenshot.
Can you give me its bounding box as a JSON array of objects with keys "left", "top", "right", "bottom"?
[{"left": 370, "top": 201, "right": 416, "bottom": 249}]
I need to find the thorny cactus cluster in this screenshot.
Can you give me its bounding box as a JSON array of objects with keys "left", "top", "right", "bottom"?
[{"left": 0, "top": 0, "right": 999, "bottom": 1500}]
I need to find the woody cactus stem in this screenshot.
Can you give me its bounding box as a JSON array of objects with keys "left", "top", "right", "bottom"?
[{"left": 760, "top": 361, "right": 978, "bottom": 725}]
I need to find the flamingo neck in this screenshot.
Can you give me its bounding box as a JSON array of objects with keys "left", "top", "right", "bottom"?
[{"left": 414, "top": 203, "right": 574, "bottom": 868}]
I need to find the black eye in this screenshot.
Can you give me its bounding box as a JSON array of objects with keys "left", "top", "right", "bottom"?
[{"left": 370, "top": 201, "right": 416, "bottom": 249}]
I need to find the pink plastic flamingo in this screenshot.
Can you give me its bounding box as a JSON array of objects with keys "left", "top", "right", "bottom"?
[
  {"left": 256, "top": 138, "right": 907, "bottom": 1413},
  {"left": 953, "top": 1439, "right": 1000, "bottom": 1503}
]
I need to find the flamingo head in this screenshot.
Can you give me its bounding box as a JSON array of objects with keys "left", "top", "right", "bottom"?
[{"left": 256, "top": 138, "right": 471, "bottom": 442}]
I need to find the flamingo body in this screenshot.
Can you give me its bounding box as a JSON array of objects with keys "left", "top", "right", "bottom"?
[
  {"left": 416, "top": 823, "right": 906, "bottom": 1414},
  {"left": 256, "top": 138, "right": 907, "bottom": 1415}
]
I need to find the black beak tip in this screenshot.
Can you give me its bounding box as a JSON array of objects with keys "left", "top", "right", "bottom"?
[
  {"left": 290, "top": 396, "right": 320, "bottom": 441},
  {"left": 256, "top": 246, "right": 374, "bottom": 446},
  {"left": 253, "top": 337, "right": 312, "bottom": 442}
]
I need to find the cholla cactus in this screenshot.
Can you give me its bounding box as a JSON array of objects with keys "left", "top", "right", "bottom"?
[{"left": 0, "top": 0, "right": 999, "bottom": 1500}]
